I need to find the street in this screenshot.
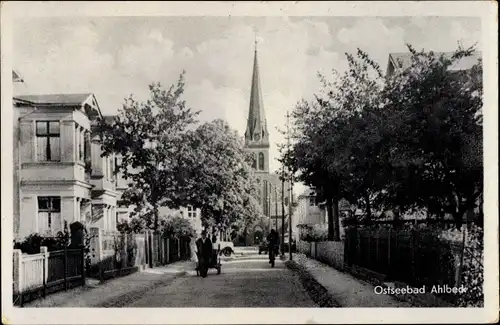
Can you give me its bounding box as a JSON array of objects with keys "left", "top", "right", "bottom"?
[{"left": 126, "top": 253, "right": 316, "bottom": 307}]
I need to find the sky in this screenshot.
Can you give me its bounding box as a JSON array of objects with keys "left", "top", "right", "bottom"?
[{"left": 13, "top": 16, "right": 481, "bottom": 194}]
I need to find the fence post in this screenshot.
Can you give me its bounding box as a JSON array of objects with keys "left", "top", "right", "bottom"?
[
  {"left": 356, "top": 230, "right": 361, "bottom": 266},
  {"left": 121, "top": 233, "right": 127, "bottom": 274},
  {"left": 144, "top": 231, "right": 149, "bottom": 268},
  {"left": 177, "top": 238, "right": 181, "bottom": 260},
  {"left": 387, "top": 228, "right": 392, "bottom": 276},
  {"left": 376, "top": 229, "right": 380, "bottom": 271},
  {"left": 166, "top": 237, "right": 170, "bottom": 264},
  {"left": 13, "top": 249, "right": 23, "bottom": 306},
  {"left": 147, "top": 231, "right": 153, "bottom": 268},
  {"left": 160, "top": 235, "right": 165, "bottom": 265},
  {"left": 64, "top": 246, "right": 68, "bottom": 291},
  {"left": 81, "top": 246, "right": 86, "bottom": 285},
  {"left": 410, "top": 229, "right": 416, "bottom": 279},
  {"left": 40, "top": 246, "right": 48, "bottom": 298}
]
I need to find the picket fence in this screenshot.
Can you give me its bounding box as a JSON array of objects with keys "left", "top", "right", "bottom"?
[{"left": 13, "top": 246, "right": 85, "bottom": 306}]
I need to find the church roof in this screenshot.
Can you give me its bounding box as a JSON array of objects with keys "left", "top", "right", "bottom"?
[{"left": 245, "top": 45, "right": 268, "bottom": 143}]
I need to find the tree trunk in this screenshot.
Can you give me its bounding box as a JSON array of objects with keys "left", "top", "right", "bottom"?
[
  {"left": 326, "top": 196, "right": 334, "bottom": 241},
  {"left": 326, "top": 195, "right": 341, "bottom": 241},
  {"left": 332, "top": 197, "right": 340, "bottom": 241},
  {"left": 364, "top": 191, "right": 372, "bottom": 221},
  {"left": 153, "top": 204, "right": 159, "bottom": 231},
  {"left": 393, "top": 208, "right": 401, "bottom": 229}
]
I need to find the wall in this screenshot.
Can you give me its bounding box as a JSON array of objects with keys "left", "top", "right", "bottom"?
[{"left": 297, "top": 240, "right": 345, "bottom": 271}]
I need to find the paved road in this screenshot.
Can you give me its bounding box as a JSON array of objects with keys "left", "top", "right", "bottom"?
[{"left": 127, "top": 254, "right": 317, "bottom": 307}]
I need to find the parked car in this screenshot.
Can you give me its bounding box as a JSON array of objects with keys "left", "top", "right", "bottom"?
[{"left": 217, "top": 241, "right": 234, "bottom": 257}]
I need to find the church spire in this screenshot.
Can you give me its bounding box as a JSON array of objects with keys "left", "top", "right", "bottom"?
[{"left": 245, "top": 39, "right": 268, "bottom": 145}]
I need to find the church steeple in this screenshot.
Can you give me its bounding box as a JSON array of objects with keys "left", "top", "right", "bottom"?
[{"left": 244, "top": 41, "right": 269, "bottom": 146}]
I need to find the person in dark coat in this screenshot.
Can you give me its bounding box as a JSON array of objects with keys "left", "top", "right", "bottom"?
[
  {"left": 266, "top": 229, "right": 280, "bottom": 264},
  {"left": 196, "top": 230, "right": 213, "bottom": 277}
]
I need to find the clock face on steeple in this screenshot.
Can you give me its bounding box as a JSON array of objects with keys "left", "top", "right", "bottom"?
[{"left": 254, "top": 133, "right": 260, "bottom": 141}]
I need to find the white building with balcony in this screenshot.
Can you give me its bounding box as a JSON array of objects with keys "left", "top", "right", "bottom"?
[{"left": 13, "top": 92, "right": 119, "bottom": 239}]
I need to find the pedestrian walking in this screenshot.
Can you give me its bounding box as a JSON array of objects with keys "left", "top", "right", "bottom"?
[{"left": 195, "top": 230, "right": 212, "bottom": 278}]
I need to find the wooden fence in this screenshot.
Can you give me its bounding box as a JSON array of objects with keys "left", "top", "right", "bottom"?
[
  {"left": 149, "top": 232, "right": 191, "bottom": 266},
  {"left": 87, "top": 229, "right": 189, "bottom": 280},
  {"left": 344, "top": 227, "right": 459, "bottom": 289},
  {"left": 13, "top": 246, "right": 85, "bottom": 306}
]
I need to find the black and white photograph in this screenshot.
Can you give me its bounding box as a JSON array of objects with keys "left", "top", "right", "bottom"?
[{"left": 1, "top": 1, "right": 498, "bottom": 324}]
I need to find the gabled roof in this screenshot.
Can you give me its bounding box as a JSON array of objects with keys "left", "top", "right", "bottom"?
[
  {"left": 14, "top": 93, "right": 93, "bottom": 106},
  {"left": 386, "top": 51, "right": 481, "bottom": 76},
  {"left": 13, "top": 93, "right": 103, "bottom": 119}
]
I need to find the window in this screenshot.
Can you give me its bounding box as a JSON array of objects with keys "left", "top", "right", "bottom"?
[
  {"left": 258, "top": 152, "right": 264, "bottom": 170},
  {"left": 37, "top": 197, "right": 61, "bottom": 232},
  {"left": 108, "top": 157, "right": 113, "bottom": 180},
  {"left": 187, "top": 205, "right": 196, "bottom": 218},
  {"left": 309, "top": 197, "right": 316, "bottom": 206},
  {"left": 36, "top": 121, "right": 60, "bottom": 161},
  {"left": 103, "top": 157, "right": 108, "bottom": 178},
  {"left": 251, "top": 153, "right": 257, "bottom": 169},
  {"left": 75, "top": 125, "right": 88, "bottom": 162}
]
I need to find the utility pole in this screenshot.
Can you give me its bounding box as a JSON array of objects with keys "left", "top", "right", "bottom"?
[
  {"left": 268, "top": 182, "right": 272, "bottom": 230},
  {"left": 274, "top": 185, "right": 278, "bottom": 231},
  {"left": 281, "top": 178, "right": 285, "bottom": 257},
  {"left": 265, "top": 180, "right": 270, "bottom": 231},
  {"left": 286, "top": 111, "right": 293, "bottom": 261}
]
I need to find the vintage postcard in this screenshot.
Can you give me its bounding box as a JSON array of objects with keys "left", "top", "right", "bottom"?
[{"left": 1, "top": 1, "right": 498, "bottom": 324}]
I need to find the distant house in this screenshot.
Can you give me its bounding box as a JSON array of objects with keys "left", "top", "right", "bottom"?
[
  {"left": 292, "top": 188, "right": 351, "bottom": 240},
  {"left": 13, "top": 92, "right": 119, "bottom": 239},
  {"left": 386, "top": 51, "right": 481, "bottom": 77},
  {"left": 158, "top": 206, "right": 203, "bottom": 237}
]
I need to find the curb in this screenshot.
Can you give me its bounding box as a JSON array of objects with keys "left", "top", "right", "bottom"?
[
  {"left": 97, "top": 271, "right": 187, "bottom": 307},
  {"left": 285, "top": 260, "right": 341, "bottom": 308}
]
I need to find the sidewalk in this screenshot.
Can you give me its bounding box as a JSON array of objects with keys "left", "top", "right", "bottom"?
[
  {"left": 292, "top": 253, "right": 412, "bottom": 307},
  {"left": 23, "top": 260, "right": 195, "bottom": 308}
]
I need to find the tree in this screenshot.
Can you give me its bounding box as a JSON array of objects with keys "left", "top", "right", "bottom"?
[
  {"left": 96, "top": 72, "right": 199, "bottom": 230},
  {"left": 380, "top": 45, "right": 483, "bottom": 228},
  {"left": 161, "top": 216, "right": 196, "bottom": 238},
  {"left": 183, "top": 119, "right": 261, "bottom": 234},
  {"left": 289, "top": 43, "right": 482, "bottom": 232}
]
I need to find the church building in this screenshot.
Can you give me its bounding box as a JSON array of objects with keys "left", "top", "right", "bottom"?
[{"left": 242, "top": 43, "right": 291, "bottom": 245}]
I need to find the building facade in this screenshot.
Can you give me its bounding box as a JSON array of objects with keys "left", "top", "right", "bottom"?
[{"left": 13, "top": 87, "right": 119, "bottom": 240}]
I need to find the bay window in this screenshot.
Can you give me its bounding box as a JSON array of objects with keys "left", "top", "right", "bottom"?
[{"left": 36, "top": 121, "right": 60, "bottom": 161}]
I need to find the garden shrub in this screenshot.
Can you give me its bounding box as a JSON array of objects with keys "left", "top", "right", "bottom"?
[
  {"left": 14, "top": 221, "right": 71, "bottom": 254},
  {"left": 440, "top": 224, "right": 484, "bottom": 307}
]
